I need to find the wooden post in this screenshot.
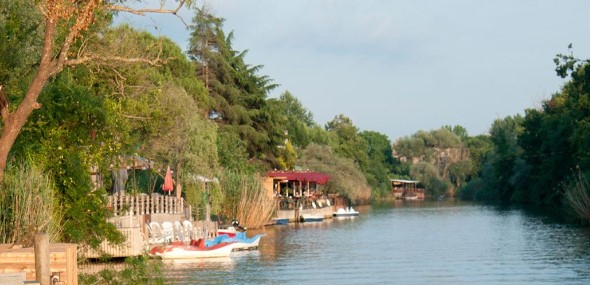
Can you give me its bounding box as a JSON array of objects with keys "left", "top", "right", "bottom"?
[{"left": 34, "top": 233, "right": 49, "bottom": 285}]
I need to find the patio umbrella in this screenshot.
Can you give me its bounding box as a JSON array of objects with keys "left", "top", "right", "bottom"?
[{"left": 163, "top": 166, "right": 174, "bottom": 195}]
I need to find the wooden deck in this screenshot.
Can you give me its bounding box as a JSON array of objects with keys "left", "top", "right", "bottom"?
[{"left": 0, "top": 243, "right": 77, "bottom": 285}]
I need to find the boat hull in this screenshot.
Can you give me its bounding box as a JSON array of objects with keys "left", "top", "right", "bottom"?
[
  {"left": 333, "top": 212, "right": 359, "bottom": 217},
  {"left": 272, "top": 218, "right": 289, "bottom": 225},
  {"left": 301, "top": 214, "right": 324, "bottom": 222},
  {"left": 206, "top": 232, "right": 265, "bottom": 251},
  {"left": 332, "top": 207, "right": 360, "bottom": 217},
  {"left": 231, "top": 235, "right": 263, "bottom": 250},
  {"left": 151, "top": 242, "right": 234, "bottom": 259}
]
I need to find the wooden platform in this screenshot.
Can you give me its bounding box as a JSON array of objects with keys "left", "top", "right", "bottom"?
[{"left": 0, "top": 243, "right": 77, "bottom": 285}]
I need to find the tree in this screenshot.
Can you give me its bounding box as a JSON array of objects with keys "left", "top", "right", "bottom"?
[
  {"left": 0, "top": 0, "right": 195, "bottom": 184},
  {"left": 359, "top": 130, "right": 396, "bottom": 197},
  {"left": 269, "top": 91, "right": 315, "bottom": 148},
  {"left": 299, "top": 144, "right": 372, "bottom": 203},
  {"left": 187, "top": 7, "right": 282, "bottom": 168},
  {"left": 325, "top": 114, "right": 369, "bottom": 168}
]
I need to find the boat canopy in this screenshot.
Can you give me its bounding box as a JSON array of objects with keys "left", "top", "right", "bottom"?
[
  {"left": 390, "top": 179, "right": 420, "bottom": 185},
  {"left": 266, "top": 171, "right": 330, "bottom": 185}
]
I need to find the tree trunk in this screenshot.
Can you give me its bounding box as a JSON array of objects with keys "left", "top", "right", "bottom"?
[{"left": 0, "top": 19, "right": 57, "bottom": 185}]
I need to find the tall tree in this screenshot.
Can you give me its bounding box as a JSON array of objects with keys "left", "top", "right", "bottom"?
[
  {"left": 360, "top": 130, "right": 396, "bottom": 196},
  {"left": 187, "top": 7, "right": 281, "bottom": 168},
  {"left": 0, "top": 0, "right": 195, "bottom": 184}
]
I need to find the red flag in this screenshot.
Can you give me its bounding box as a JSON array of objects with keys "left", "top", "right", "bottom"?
[{"left": 163, "top": 166, "right": 174, "bottom": 193}]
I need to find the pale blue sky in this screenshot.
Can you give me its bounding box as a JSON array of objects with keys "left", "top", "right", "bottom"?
[{"left": 118, "top": 0, "right": 590, "bottom": 141}]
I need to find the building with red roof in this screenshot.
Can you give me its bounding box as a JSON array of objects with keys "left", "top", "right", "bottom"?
[{"left": 264, "top": 170, "right": 330, "bottom": 198}]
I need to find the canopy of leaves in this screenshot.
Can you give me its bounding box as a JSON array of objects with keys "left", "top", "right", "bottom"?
[
  {"left": 188, "top": 8, "right": 282, "bottom": 168},
  {"left": 298, "top": 144, "right": 371, "bottom": 203}
]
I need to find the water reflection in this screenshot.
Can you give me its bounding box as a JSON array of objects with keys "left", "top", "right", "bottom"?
[{"left": 166, "top": 201, "right": 590, "bottom": 285}]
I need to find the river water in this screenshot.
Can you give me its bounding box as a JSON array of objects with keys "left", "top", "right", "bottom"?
[{"left": 163, "top": 201, "right": 590, "bottom": 284}]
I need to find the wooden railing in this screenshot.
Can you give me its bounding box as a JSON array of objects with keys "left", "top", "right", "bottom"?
[{"left": 106, "top": 194, "right": 190, "bottom": 217}]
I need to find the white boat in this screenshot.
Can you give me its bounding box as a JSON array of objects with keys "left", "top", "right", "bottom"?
[
  {"left": 301, "top": 214, "right": 324, "bottom": 222},
  {"left": 332, "top": 207, "right": 359, "bottom": 217},
  {"left": 206, "top": 232, "right": 265, "bottom": 251},
  {"left": 150, "top": 241, "right": 234, "bottom": 259},
  {"left": 230, "top": 234, "right": 264, "bottom": 251}
]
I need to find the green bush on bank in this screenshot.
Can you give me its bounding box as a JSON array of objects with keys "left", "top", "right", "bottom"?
[{"left": 79, "top": 256, "right": 164, "bottom": 285}]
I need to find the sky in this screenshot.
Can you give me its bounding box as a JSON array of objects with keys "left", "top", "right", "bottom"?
[{"left": 118, "top": 0, "right": 590, "bottom": 141}]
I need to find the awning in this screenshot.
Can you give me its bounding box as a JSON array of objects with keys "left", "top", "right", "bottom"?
[
  {"left": 390, "top": 179, "right": 420, "bottom": 185},
  {"left": 266, "top": 171, "right": 330, "bottom": 185}
]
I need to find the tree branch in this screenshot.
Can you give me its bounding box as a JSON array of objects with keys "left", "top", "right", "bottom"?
[
  {"left": 106, "top": 1, "right": 186, "bottom": 16},
  {"left": 0, "top": 85, "right": 9, "bottom": 122},
  {"left": 65, "top": 55, "right": 170, "bottom": 66}
]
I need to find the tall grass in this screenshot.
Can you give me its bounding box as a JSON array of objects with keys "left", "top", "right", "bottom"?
[
  {"left": 564, "top": 171, "right": 590, "bottom": 222},
  {"left": 0, "top": 160, "right": 63, "bottom": 246},
  {"left": 220, "top": 171, "right": 275, "bottom": 229}
]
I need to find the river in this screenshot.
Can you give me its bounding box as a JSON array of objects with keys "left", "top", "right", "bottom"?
[{"left": 163, "top": 201, "right": 590, "bottom": 284}]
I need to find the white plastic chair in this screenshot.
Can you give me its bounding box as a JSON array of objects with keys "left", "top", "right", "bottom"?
[
  {"left": 148, "top": 222, "right": 165, "bottom": 244},
  {"left": 174, "top": 221, "right": 185, "bottom": 242},
  {"left": 182, "top": 220, "right": 194, "bottom": 240},
  {"left": 161, "top": 221, "right": 174, "bottom": 242}
]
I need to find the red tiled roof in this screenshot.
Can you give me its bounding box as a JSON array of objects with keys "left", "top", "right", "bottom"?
[{"left": 266, "top": 171, "right": 330, "bottom": 185}]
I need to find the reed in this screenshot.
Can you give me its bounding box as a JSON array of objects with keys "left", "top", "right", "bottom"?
[
  {"left": 220, "top": 171, "right": 275, "bottom": 229},
  {"left": 564, "top": 171, "right": 590, "bottom": 222},
  {"left": 0, "top": 160, "right": 63, "bottom": 246}
]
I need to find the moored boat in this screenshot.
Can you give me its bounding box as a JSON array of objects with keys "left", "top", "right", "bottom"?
[
  {"left": 272, "top": 218, "right": 289, "bottom": 225},
  {"left": 300, "top": 214, "right": 324, "bottom": 222},
  {"left": 332, "top": 207, "right": 359, "bottom": 217},
  {"left": 206, "top": 232, "right": 265, "bottom": 251},
  {"left": 150, "top": 241, "right": 234, "bottom": 259},
  {"left": 218, "top": 219, "right": 247, "bottom": 237}
]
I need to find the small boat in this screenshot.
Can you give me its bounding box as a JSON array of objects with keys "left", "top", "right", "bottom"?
[
  {"left": 272, "top": 218, "right": 289, "bottom": 225},
  {"left": 404, "top": 195, "right": 420, "bottom": 200},
  {"left": 300, "top": 214, "right": 324, "bottom": 222},
  {"left": 217, "top": 219, "right": 247, "bottom": 237},
  {"left": 332, "top": 207, "right": 359, "bottom": 217},
  {"left": 206, "top": 232, "right": 265, "bottom": 251},
  {"left": 150, "top": 241, "right": 234, "bottom": 259}
]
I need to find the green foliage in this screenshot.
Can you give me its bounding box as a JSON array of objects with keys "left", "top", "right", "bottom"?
[
  {"left": 410, "top": 162, "right": 449, "bottom": 197},
  {"left": 325, "top": 115, "right": 369, "bottom": 167},
  {"left": 277, "top": 140, "right": 298, "bottom": 170},
  {"left": 269, "top": 91, "right": 315, "bottom": 148},
  {"left": 392, "top": 127, "right": 472, "bottom": 197},
  {"left": 486, "top": 115, "right": 524, "bottom": 201},
  {"left": 188, "top": 8, "right": 281, "bottom": 168},
  {"left": 216, "top": 170, "right": 273, "bottom": 227},
  {"left": 79, "top": 256, "right": 164, "bottom": 285},
  {"left": 0, "top": 159, "right": 62, "bottom": 246},
  {"left": 563, "top": 170, "right": 590, "bottom": 223},
  {"left": 0, "top": 0, "right": 43, "bottom": 106},
  {"left": 217, "top": 130, "right": 253, "bottom": 172},
  {"left": 443, "top": 125, "right": 469, "bottom": 141},
  {"left": 299, "top": 144, "right": 372, "bottom": 203},
  {"left": 11, "top": 71, "right": 123, "bottom": 247},
  {"left": 464, "top": 52, "right": 590, "bottom": 210},
  {"left": 359, "top": 131, "right": 397, "bottom": 197}
]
